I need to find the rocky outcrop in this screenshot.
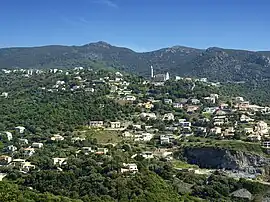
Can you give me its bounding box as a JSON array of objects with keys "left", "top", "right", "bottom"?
[{"left": 181, "top": 147, "right": 270, "bottom": 170}]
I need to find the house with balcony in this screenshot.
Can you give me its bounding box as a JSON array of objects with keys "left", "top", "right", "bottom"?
[
  {"left": 110, "top": 122, "right": 121, "bottom": 128},
  {"left": 89, "top": 121, "right": 104, "bottom": 128},
  {"left": 121, "top": 163, "right": 138, "bottom": 174}
]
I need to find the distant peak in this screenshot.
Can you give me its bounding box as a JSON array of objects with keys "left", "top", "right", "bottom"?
[
  {"left": 163, "top": 45, "right": 200, "bottom": 54},
  {"left": 86, "top": 41, "right": 112, "bottom": 47},
  {"left": 206, "top": 47, "right": 223, "bottom": 52},
  {"left": 95, "top": 41, "right": 111, "bottom": 46},
  {"left": 170, "top": 45, "right": 188, "bottom": 49}
]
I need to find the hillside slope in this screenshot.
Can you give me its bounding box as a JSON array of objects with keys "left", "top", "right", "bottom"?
[{"left": 1, "top": 41, "right": 270, "bottom": 81}]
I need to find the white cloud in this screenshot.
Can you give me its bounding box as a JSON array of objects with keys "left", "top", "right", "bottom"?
[
  {"left": 60, "top": 16, "right": 90, "bottom": 26},
  {"left": 78, "top": 17, "right": 89, "bottom": 24},
  {"left": 115, "top": 43, "right": 150, "bottom": 53},
  {"left": 92, "top": 0, "right": 118, "bottom": 8}
]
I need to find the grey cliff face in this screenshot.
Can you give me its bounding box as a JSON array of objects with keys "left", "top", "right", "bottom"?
[{"left": 181, "top": 147, "right": 270, "bottom": 169}]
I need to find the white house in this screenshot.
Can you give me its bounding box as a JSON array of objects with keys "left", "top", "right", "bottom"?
[
  {"left": 134, "top": 133, "right": 154, "bottom": 142},
  {"left": 56, "top": 80, "right": 65, "bottom": 85},
  {"left": 18, "top": 138, "right": 28, "bottom": 145},
  {"left": 122, "top": 131, "right": 133, "bottom": 137},
  {"left": 0, "top": 173, "right": 7, "bottom": 181},
  {"left": 71, "top": 137, "right": 86, "bottom": 142},
  {"left": 121, "top": 163, "right": 138, "bottom": 174},
  {"left": 135, "top": 133, "right": 154, "bottom": 142},
  {"left": 179, "top": 121, "right": 191, "bottom": 128},
  {"left": 238, "top": 101, "right": 250, "bottom": 111},
  {"left": 220, "top": 103, "right": 229, "bottom": 109},
  {"left": 175, "top": 76, "right": 183, "bottom": 81},
  {"left": 173, "top": 103, "right": 183, "bottom": 109},
  {"left": 125, "top": 96, "right": 136, "bottom": 101},
  {"left": 74, "top": 67, "right": 84, "bottom": 71},
  {"left": 53, "top": 158, "right": 67, "bottom": 166},
  {"left": 1, "top": 92, "right": 8, "bottom": 98},
  {"left": 215, "top": 110, "right": 228, "bottom": 116},
  {"left": 255, "top": 121, "right": 268, "bottom": 135},
  {"left": 110, "top": 122, "right": 121, "bottom": 128},
  {"left": 163, "top": 113, "right": 175, "bottom": 121},
  {"left": 244, "top": 128, "right": 254, "bottom": 134},
  {"left": 51, "top": 134, "right": 65, "bottom": 141},
  {"left": 81, "top": 147, "right": 95, "bottom": 155},
  {"left": 240, "top": 114, "right": 254, "bottom": 123},
  {"left": 115, "top": 77, "right": 123, "bottom": 82},
  {"left": 85, "top": 88, "right": 95, "bottom": 93},
  {"left": 210, "top": 94, "right": 219, "bottom": 99},
  {"left": 71, "top": 85, "right": 81, "bottom": 91},
  {"left": 115, "top": 72, "right": 123, "bottom": 77},
  {"left": 160, "top": 135, "right": 170, "bottom": 144},
  {"left": 213, "top": 115, "right": 228, "bottom": 126},
  {"left": 32, "top": 143, "right": 43, "bottom": 148},
  {"left": 133, "top": 125, "right": 142, "bottom": 130},
  {"left": 141, "top": 151, "right": 154, "bottom": 159},
  {"left": 234, "top": 96, "right": 244, "bottom": 103},
  {"left": 0, "top": 155, "right": 12, "bottom": 165},
  {"left": 74, "top": 76, "right": 82, "bottom": 80},
  {"left": 200, "top": 78, "right": 208, "bottom": 82},
  {"left": 141, "top": 133, "right": 154, "bottom": 141},
  {"left": 210, "top": 127, "right": 222, "bottom": 135},
  {"left": 187, "top": 105, "right": 200, "bottom": 113},
  {"left": 140, "top": 113, "right": 157, "bottom": 120},
  {"left": 203, "top": 107, "right": 218, "bottom": 114},
  {"left": 4, "top": 132, "right": 13, "bottom": 141},
  {"left": 164, "top": 99, "right": 173, "bottom": 104},
  {"left": 21, "top": 161, "right": 36, "bottom": 172},
  {"left": 222, "top": 127, "right": 235, "bottom": 138},
  {"left": 262, "top": 141, "right": 270, "bottom": 148},
  {"left": 191, "top": 99, "right": 200, "bottom": 105},
  {"left": 204, "top": 97, "right": 216, "bottom": 104},
  {"left": 15, "top": 126, "right": 26, "bottom": 134},
  {"left": 89, "top": 121, "right": 104, "bottom": 128},
  {"left": 23, "top": 147, "right": 35, "bottom": 157},
  {"left": 11, "top": 159, "right": 26, "bottom": 167},
  {"left": 262, "top": 107, "right": 270, "bottom": 114},
  {"left": 7, "top": 145, "right": 17, "bottom": 152},
  {"left": 96, "top": 148, "right": 109, "bottom": 155}
]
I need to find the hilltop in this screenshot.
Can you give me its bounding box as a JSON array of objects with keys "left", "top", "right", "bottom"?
[{"left": 1, "top": 41, "right": 270, "bottom": 82}]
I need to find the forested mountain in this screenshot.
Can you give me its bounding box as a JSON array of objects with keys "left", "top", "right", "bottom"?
[{"left": 1, "top": 41, "right": 270, "bottom": 81}]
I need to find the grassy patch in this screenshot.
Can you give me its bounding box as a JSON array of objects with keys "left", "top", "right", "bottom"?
[
  {"left": 77, "top": 129, "right": 122, "bottom": 144},
  {"left": 172, "top": 160, "right": 199, "bottom": 169}
]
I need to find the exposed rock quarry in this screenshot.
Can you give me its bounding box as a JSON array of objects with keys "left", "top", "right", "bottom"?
[{"left": 181, "top": 147, "right": 270, "bottom": 170}]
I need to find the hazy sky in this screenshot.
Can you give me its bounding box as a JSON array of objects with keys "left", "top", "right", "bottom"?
[{"left": 1, "top": 0, "right": 269, "bottom": 51}]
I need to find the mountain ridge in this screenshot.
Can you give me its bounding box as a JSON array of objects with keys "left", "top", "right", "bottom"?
[{"left": 1, "top": 41, "right": 270, "bottom": 82}]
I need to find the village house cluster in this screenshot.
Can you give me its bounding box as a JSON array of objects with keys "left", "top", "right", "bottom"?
[{"left": 1, "top": 67, "right": 270, "bottom": 181}]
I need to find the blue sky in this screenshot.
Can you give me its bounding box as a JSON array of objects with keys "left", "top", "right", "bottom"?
[{"left": 0, "top": 0, "right": 269, "bottom": 51}]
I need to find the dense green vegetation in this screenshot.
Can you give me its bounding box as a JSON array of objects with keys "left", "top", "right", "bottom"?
[
  {"left": 0, "top": 69, "right": 134, "bottom": 132},
  {"left": 2, "top": 68, "right": 270, "bottom": 202},
  {"left": 0, "top": 181, "right": 82, "bottom": 202},
  {"left": 1, "top": 41, "right": 270, "bottom": 81},
  {"left": 220, "top": 80, "right": 270, "bottom": 105},
  {"left": 2, "top": 139, "right": 184, "bottom": 202},
  {"left": 5, "top": 139, "right": 270, "bottom": 202}
]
